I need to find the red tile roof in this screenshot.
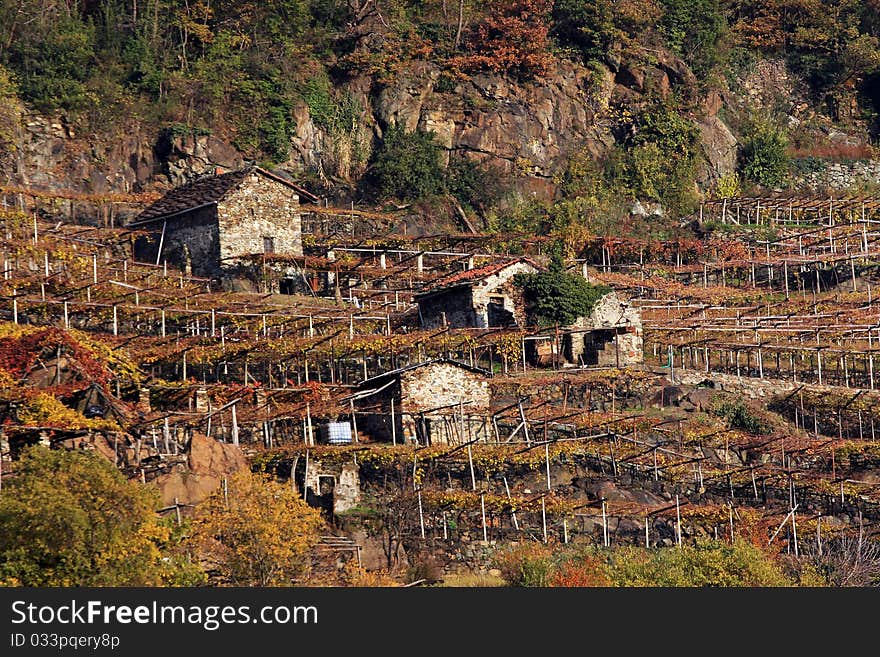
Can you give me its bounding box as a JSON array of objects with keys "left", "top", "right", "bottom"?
[{"left": 418, "top": 257, "right": 541, "bottom": 295}]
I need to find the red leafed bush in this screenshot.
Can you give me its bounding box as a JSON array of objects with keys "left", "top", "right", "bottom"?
[{"left": 450, "top": 0, "right": 555, "bottom": 80}]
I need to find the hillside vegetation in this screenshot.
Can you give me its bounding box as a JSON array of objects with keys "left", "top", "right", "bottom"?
[{"left": 1, "top": 2, "right": 879, "bottom": 238}]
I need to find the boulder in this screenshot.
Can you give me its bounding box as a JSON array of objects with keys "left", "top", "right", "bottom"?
[{"left": 153, "top": 432, "right": 248, "bottom": 507}]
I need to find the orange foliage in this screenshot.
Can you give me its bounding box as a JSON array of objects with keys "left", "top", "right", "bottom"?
[
  {"left": 550, "top": 558, "right": 612, "bottom": 587},
  {"left": 450, "top": 0, "right": 554, "bottom": 79}
]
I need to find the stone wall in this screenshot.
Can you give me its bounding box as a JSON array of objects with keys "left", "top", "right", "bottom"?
[
  {"left": 470, "top": 262, "right": 536, "bottom": 329},
  {"left": 218, "top": 171, "right": 302, "bottom": 263},
  {"left": 400, "top": 363, "right": 490, "bottom": 412},
  {"left": 401, "top": 362, "right": 491, "bottom": 445},
  {"left": 132, "top": 206, "right": 220, "bottom": 278},
  {"left": 303, "top": 459, "right": 361, "bottom": 515},
  {"left": 791, "top": 159, "right": 880, "bottom": 192},
  {"left": 566, "top": 292, "right": 644, "bottom": 366},
  {"left": 356, "top": 363, "right": 491, "bottom": 444},
  {"left": 418, "top": 287, "right": 475, "bottom": 329},
  {"left": 674, "top": 367, "right": 797, "bottom": 399}
]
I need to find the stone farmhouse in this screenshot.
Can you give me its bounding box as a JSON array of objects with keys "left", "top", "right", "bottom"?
[
  {"left": 415, "top": 258, "right": 541, "bottom": 329},
  {"left": 129, "top": 165, "right": 317, "bottom": 281},
  {"left": 353, "top": 359, "right": 491, "bottom": 445}
]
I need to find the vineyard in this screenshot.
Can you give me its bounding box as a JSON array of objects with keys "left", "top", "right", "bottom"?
[{"left": 3, "top": 189, "right": 880, "bottom": 583}]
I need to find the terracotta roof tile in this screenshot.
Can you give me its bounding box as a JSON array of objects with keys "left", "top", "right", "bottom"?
[{"left": 418, "top": 257, "right": 541, "bottom": 295}]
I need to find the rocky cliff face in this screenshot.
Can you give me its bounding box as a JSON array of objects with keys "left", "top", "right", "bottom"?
[{"left": 5, "top": 52, "right": 760, "bottom": 206}]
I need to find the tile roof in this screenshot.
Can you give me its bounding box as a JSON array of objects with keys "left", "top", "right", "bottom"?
[
  {"left": 417, "top": 257, "right": 541, "bottom": 296},
  {"left": 129, "top": 166, "right": 318, "bottom": 225}
]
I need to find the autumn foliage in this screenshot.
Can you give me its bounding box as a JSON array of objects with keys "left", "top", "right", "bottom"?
[
  {"left": 0, "top": 446, "right": 196, "bottom": 586},
  {"left": 192, "top": 470, "right": 324, "bottom": 586},
  {"left": 451, "top": 0, "right": 555, "bottom": 79}
]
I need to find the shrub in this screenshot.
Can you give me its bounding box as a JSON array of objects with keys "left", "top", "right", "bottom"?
[
  {"left": 714, "top": 172, "right": 741, "bottom": 199},
  {"left": 658, "top": 0, "right": 727, "bottom": 77},
  {"left": 0, "top": 446, "right": 195, "bottom": 586},
  {"left": 451, "top": 0, "right": 555, "bottom": 80},
  {"left": 608, "top": 540, "right": 793, "bottom": 587},
  {"left": 604, "top": 99, "right": 701, "bottom": 215},
  {"left": 446, "top": 157, "right": 505, "bottom": 214},
  {"left": 493, "top": 542, "right": 555, "bottom": 586},
  {"left": 714, "top": 400, "right": 770, "bottom": 435},
  {"left": 550, "top": 0, "right": 614, "bottom": 63},
  {"left": 550, "top": 556, "right": 612, "bottom": 587},
  {"left": 740, "top": 122, "right": 790, "bottom": 189},
  {"left": 514, "top": 246, "right": 611, "bottom": 326},
  {"left": 372, "top": 125, "right": 446, "bottom": 201}
]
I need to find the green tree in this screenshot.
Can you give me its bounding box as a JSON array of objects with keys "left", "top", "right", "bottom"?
[
  {"left": 192, "top": 470, "right": 324, "bottom": 586},
  {"left": 5, "top": 13, "right": 96, "bottom": 111},
  {"left": 514, "top": 246, "right": 611, "bottom": 326},
  {"left": 740, "top": 121, "right": 789, "bottom": 188},
  {"left": 0, "top": 65, "right": 21, "bottom": 174},
  {"left": 550, "top": 0, "right": 614, "bottom": 63},
  {"left": 0, "top": 446, "right": 191, "bottom": 586},
  {"left": 605, "top": 99, "right": 701, "bottom": 215},
  {"left": 658, "top": 0, "right": 727, "bottom": 77},
  {"left": 372, "top": 125, "right": 446, "bottom": 201}
]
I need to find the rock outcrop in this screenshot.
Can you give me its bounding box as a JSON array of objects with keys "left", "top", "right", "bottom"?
[{"left": 153, "top": 432, "right": 248, "bottom": 507}]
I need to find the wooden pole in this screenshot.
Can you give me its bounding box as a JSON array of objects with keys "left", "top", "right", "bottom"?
[
  {"left": 545, "top": 441, "right": 552, "bottom": 491},
  {"left": 480, "top": 493, "right": 488, "bottom": 542},
  {"left": 231, "top": 403, "right": 240, "bottom": 446},
  {"left": 390, "top": 397, "right": 397, "bottom": 446},
  {"left": 350, "top": 398, "right": 359, "bottom": 443},
  {"left": 601, "top": 499, "right": 609, "bottom": 547},
  {"left": 303, "top": 449, "right": 309, "bottom": 501},
  {"left": 675, "top": 494, "right": 682, "bottom": 547},
  {"left": 418, "top": 489, "right": 426, "bottom": 540},
  {"left": 503, "top": 476, "right": 519, "bottom": 530},
  {"left": 467, "top": 441, "right": 476, "bottom": 491},
  {"left": 541, "top": 496, "right": 548, "bottom": 544}
]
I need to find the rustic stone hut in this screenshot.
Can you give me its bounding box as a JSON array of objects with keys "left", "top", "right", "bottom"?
[
  {"left": 130, "top": 165, "right": 316, "bottom": 280},
  {"left": 562, "top": 291, "right": 643, "bottom": 367},
  {"left": 353, "top": 358, "right": 491, "bottom": 445},
  {"left": 415, "top": 258, "right": 540, "bottom": 329}
]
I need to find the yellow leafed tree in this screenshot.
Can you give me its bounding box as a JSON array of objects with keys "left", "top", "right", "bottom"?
[{"left": 193, "top": 470, "right": 324, "bottom": 586}]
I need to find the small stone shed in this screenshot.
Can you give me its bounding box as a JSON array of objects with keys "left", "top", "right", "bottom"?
[
  {"left": 130, "top": 165, "right": 316, "bottom": 279},
  {"left": 562, "top": 291, "right": 643, "bottom": 367},
  {"left": 415, "top": 258, "right": 541, "bottom": 329},
  {"left": 353, "top": 359, "right": 491, "bottom": 445},
  {"left": 300, "top": 460, "right": 361, "bottom": 517}
]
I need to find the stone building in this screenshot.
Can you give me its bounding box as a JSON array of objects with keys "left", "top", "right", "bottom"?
[
  {"left": 301, "top": 460, "right": 361, "bottom": 517},
  {"left": 415, "top": 258, "right": 540, "bottom": 329},
  {"left": 129, "top": 165, "right": 316, "bottom": 280},
  {"left": 561, "top": 291, "right": 643, "bottom": 367},
  {"left": 353, "top": 359, "right": 491, "bottom": 445}
]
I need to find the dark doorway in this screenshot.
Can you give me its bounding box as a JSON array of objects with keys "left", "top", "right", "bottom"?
[
  {"left": 279, "top": 277, "right": 296, "bottom": 294},
  {"left": 487, "top": 296, "right": 514, "bottom": 327},
  {"left": 583, "top": 329, "right": 616, "bottom": 366},
  {"left": 317, "top": 475, "right": 336, "bottom": 517}
]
